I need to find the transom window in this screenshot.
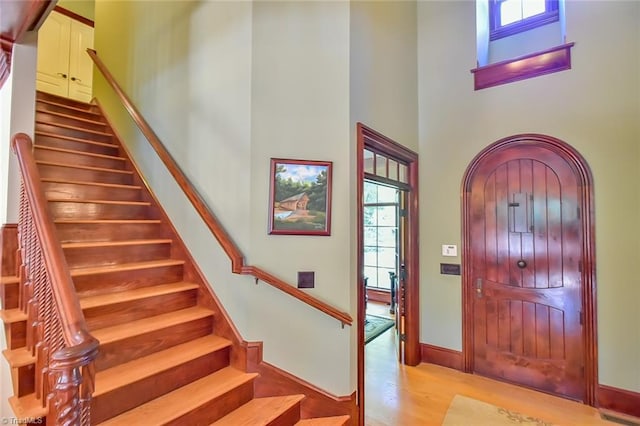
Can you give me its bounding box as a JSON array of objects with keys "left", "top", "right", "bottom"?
[{"left": 490, "top": 0, "right": 559, "bottom": 40}]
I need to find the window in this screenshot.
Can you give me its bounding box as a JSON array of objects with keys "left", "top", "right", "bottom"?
[
  {"left": 363, "top": 181, "right": 399, "bottom": 291},
  {"left": 490, "top": 0, "right": 559, "bottom": 40}
]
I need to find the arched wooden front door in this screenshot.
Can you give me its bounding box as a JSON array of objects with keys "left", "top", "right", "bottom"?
[{"left": 462, "top": 134, "right": 597, "bottom": 405}]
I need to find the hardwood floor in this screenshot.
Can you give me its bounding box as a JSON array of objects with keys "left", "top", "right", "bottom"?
[{"left": 364, "top": 303, "right": 613, "bottom": 426}]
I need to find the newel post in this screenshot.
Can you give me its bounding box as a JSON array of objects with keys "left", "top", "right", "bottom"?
[{"left": 48, "top": 340, "right": 99, "bottom": 426}]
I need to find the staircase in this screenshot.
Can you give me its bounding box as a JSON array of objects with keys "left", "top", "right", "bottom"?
[{"left": 0, "top": 91, "right": 350, "bottom": 425}]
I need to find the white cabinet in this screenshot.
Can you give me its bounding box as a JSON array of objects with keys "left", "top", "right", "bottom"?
[{"left": 37, "top": 11, "right": 94, "bottom": 102}]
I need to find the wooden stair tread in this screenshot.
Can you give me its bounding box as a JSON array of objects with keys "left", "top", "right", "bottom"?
[
  {"left": 35, "top": 145, "right": 127, "bottom": 162},
  {"left": 41, "top": 177, "right": 141, "bottom": 190},
  {"left": 3, "top": 347, "right": 34, "bottom": 368},
  {"left": 48, "top": 198, "right": 151, "bottom": 206},
  {"left": 212, "top": 395, "right": 305, "bottom": 425},
  {"left": 296, "top": 416, "right": 351, "bottom": 426},
  {"left": 36, "top": 107, "right": 107, "bottom": 126},
  {"left": 98, "top": 367, "right": 258, "bottom": 425},
  {"left": 36, "top": 160, "right": 133, "bottom": 175},
  {"left": 63, "top": 238, "right": 172, "bottom": 249},
  {"left": 0, "top": 275, "right": 19, "bottom": 284},
  {"left": 35, "top": 130, "right": 118, "bottom": 148},
  {"left": 80, "top": 281, "right": 198, "bottom": 309},
  {"left": 9, "top": 393, "right": 47, "bottom": 420},
  {"left": 55, "top": 219, "right": 162, "bottom": 224},
  {"left": 0, "top": 307, "right": 26, "bottom": 323},
  {"left": 36, "top": 98, "right": 102, "bottom": 116},
  {"left": 91, "top": 306, "right": 213, "bottom": 345},
  {"left": 70, "top": 259, "right": 184, "bottom": 276},
  {"left": 95, "top": 334, "right": 231, "bottom": 395},
  {"left": 36, "top": 120, "right": 114, "bottom": 137}
]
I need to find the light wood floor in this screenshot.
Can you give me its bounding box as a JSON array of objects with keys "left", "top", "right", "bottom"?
[{"left": 364, "top": 303, "right": 613, "bottom": 426}]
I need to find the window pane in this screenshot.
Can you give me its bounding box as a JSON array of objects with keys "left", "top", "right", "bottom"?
[
  {"left": 364, "top": 226, "right": 377, "bottom": 245},
  {"left": 399, "top": 164, "right": 408, "bottom": 184},
  {"left": 388, "top": 159, "right": 398, "bottom": 181},
  {"left": 377, "top": 227, "right": 397, "bottom": 247},
  {"left": 363, "top": 206, "right": 377, "bottom": 226},
  {"left": 376, "top": 154, "right": 387, "bottom": 177},
  {"left": 363, "top": 246, "right": 378, "bottom": 265},
  {"left": 378, "top": 206, "right": 397, "bottom": 227},
  {"left": 500, "top": 0, "right": 522, "bottom": 26},
  {"left": 378, "top": 185, "right": 397, "bottom": 203},
  {"left": 364, "top": 181, "right": 377, "bottom": 204},
  {"left": 377, "top": 247, "right": 397, "bottom": 268},
  {"left": 364, "top": 266, "right": 378, "bottom": 287},
  {"left": 364, "top": 150, "right": 375, "bottom": 174},
  {"left": 377, "top": 268, "right": 394, "bottom": 289},
  {"left": 523, "top": 0, "right": 545, "bottom": 18}
]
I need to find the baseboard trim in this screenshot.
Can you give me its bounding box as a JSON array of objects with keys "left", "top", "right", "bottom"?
[
  {"left": 254, "top": 361, "right": 357, "bottom": 424},
  {"left": 420, "top": 343, "right": 462, "bottom": 371},
  {"left": 598, "top": 384, "right": 640, "bottom": 418}
]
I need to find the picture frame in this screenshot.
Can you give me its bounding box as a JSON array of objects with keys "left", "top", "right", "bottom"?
[{"left": 268, "top": 158, "right": 333, "bottom": 236}]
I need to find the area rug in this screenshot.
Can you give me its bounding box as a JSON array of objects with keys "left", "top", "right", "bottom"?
[
  {"left": 442, "top": 395, "right": 555, "bottom": 426},
  {"left": 365, "top": 314, "right": 394, "bottom": 344}
]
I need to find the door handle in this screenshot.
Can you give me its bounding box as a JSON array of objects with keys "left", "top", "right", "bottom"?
[
  {"left": 70, "top": 77, "right": 81, "bottom": 82},
  {"left": 57, "top": 73, "right": 67, "bottom": 79},
  {"left": 476, "top": 278, "right": 483, "bottom": 298}
]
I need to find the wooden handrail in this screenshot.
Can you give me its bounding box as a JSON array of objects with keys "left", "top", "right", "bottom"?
[
  {"left": 12, "top": 133, "right": 99, "bottom": 424},
  {"left": 88, "top": 49, "right": 352, "bottom": 327}
]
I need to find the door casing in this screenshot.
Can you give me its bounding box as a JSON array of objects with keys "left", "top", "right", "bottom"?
[{"left": 461, "top": 133, "right": 598, "bottom": 405}]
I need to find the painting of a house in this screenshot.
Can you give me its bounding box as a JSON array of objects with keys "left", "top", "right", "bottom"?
[{"left": 269, "top": 159, "right": 332, "bottom": 235}]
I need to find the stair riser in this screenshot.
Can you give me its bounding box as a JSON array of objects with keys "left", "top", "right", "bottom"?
[
  {"left": 267, "top": 403, "right": 303, "bottom": 426},
  {"left": 92, "top": 349, "right": 231, "bottom": 424},
  {"left": 177, "top": 380, "right": 255, "bottom": 425},
  {"left": 42, "top": 181, "right": 143, "bottom": 202},
  {"left": 1, "top": 280, "right": 19, "bottom": 309},
  {"left": 35, "top": 134, "right": 119, "bottom": 156},
  {"left": 36, "top": 110, "right": 109, "bottom": 133},
  {"left": 64, "top": 242, "right": 171, "bottom": 269},
  {"left": 48, "top": 201, "right": 153, "bottom": 221},
  {"left": 36, "top": 92, "right": 100, "bottom": 114},
  {"left": 14, "top": 364, "right": 35, "bottom": 398},
  {"left": 34, "top": 147, "right": 127, "bottom": 171},
  {"left": 95, "top": 316, "right": 214, "bottom": 371},
  {"left": 4, "top": 320, "right": 26, "bottom": 349},
  {"left": 55, "top": 222, "right": 165, "bottom": 243},
  {"left": 36, "top": 122, "right": 114, "bottom": 144},
  {"left": 36, "top": 101, "right": 105, "bottom": 122},
  {"left": 84, "top": 288, "right": 197, "bottom": 330},
  {"left": 38, "top": 163, "right": 133, "bottom": 185},
  {"left": 72, "top": 264, "right": 184, "bottom": 297}
]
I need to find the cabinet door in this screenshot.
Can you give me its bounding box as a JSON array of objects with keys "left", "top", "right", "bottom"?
[
  {"left": 36, "top": 11, "right": 71, "bottom": 97},
  {"left": 67, "top": 19, "right": 94, "bottom": 102}
]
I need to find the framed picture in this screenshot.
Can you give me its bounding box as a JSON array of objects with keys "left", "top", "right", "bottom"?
[{"left": 268, "top": 158, "right": 333, "bottom": 236}]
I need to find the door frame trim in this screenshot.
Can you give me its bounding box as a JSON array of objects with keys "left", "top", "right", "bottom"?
[
  {"left": 461, "top": 133, "right": 598, "bottom": 405},
  {"left": 356, "top": 123, "right": 420, "bottom": 426}
]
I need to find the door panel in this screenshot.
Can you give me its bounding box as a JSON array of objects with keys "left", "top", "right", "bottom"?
[
  {"left": 36, "top": 11, "right": 71, "bottom": 97},
  {"left": 469, "top": 146, "right": 584, "bottom": 400},
  {"left": 68, "top": 19, "right": 94, "bottom": 102}
]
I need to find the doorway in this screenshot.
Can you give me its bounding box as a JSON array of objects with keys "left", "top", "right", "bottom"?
[
  {"left": 356, "top": 123, "right": 419, "bottom": 426},
  {"left": 461, "top": 134, "right": 597, "bottom": 405}
]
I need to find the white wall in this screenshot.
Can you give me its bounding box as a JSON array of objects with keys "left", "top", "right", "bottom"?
[
  {"left": 418, "top": 0, "right": 640, "bottom": 392},
  {"left": 0, "top": 32, "right": 38, "bottom": 419}
]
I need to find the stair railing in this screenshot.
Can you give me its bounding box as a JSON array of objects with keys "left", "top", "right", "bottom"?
[
  {"left": 88, "top": 49, "right": 352, "bottom": 327},
  {"left": 12, "top": 133, "right": 99, "bottom": 425}
]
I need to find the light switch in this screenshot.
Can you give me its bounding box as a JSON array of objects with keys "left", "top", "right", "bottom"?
[{"left": 442, "top": 244, "right": 457, "bottom": 257}]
